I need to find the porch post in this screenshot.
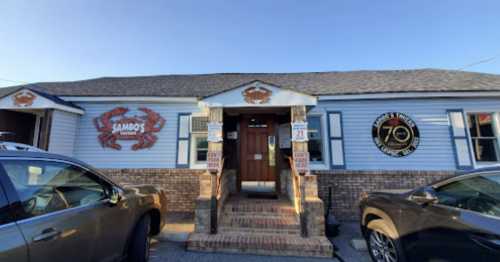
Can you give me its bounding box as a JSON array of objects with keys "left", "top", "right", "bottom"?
[
  {"left": 208, "top": 107, "right": 223, "bottom": 234},
  {"left": 291, "top": 105, "right": 309, "bottom": 237}
]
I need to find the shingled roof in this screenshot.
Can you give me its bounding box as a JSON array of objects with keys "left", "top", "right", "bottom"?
[{"left": 2, "top": 69, "right": 500, "bottom": 98}]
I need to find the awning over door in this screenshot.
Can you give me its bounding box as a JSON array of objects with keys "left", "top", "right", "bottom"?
[{"left": 200, "top": 80, "right": 317, "bottom": 108}]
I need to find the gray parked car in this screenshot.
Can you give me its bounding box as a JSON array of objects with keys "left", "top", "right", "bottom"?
[
  {"left": 0, "top": 151, "right": 167, "bottom": 262},
  {"left": 360, "top": 168, "right": 500, "bottom": 262}
]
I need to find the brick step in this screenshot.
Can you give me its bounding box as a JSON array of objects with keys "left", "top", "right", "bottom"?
[
  {"left": 187, "top": 233, "right": 334, "bottom": 258},
  {"left": 223, "top": 204, "right": 296, "bottom": 215},
  {"left": 218, "top": 226, "right": 301, "bottom": 236},
  {"left": 220, "top": 210, "right": 299, "bottom": 219},
  {"left": 220, "top": 216, "right": 300, "bottom": 230}
]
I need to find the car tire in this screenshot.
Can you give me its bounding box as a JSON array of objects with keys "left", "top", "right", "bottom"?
[
  {"left": 128, "top": 214, "right": 151, "bottom": 262},
  {"left": 366, "top": 219, "right": 406, "bottom": 262}
]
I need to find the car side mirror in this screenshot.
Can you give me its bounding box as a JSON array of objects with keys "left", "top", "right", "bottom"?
[
  {"left": 410, "top": 186, "right": 438, "bottom": 206},
  {"left": 108, "top": 187, "right": 122, "bottom": 206}
]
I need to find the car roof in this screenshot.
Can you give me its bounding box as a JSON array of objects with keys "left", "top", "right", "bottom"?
[{"left": 0, "top": 151, "right": 91, "bottom": 169}]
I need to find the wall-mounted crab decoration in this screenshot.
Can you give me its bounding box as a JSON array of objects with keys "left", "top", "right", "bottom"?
[
  {"left": 12, "top": 90, "right": 37, "bottom": 107},
  {"left": 93, "top": 107, "right": 166, "bottom": 150},
  {"left": 242, "top": 86, "right": 272, "bottom": 104}
]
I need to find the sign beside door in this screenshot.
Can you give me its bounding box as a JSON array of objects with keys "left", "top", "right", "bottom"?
[
  {"left": 291, "top": 122, "right": 308, "bottom": 142},
  {"left": 207, "top": 122, "right": 223, "bottom": 142},
  {"left": 207, "top": 151, "right": 222, "bottom": 172},
  {"left": 293, "top": 151, "right": 310, "bottom": 173}
]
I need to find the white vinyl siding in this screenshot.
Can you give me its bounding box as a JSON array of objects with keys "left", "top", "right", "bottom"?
[
  {"left": 73, "top": 102, "right": 199, "bottom": 168},
  {"left": 316, "top": 98, "right": 500, "bottom": 171},
  {"left": 48, "top": 110, "right": 79, "bottom": 156}
]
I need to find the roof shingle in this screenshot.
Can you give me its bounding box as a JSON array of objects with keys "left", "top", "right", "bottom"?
[{"left": 2, "top": 69, "right": 500, "bottom": 98}]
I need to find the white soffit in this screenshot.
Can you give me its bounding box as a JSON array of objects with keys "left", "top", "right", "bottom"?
[
  {"left": 200, "top": 81, "right": 317, "bottom": 108},
  {"left": 0, "top": 89, "right": 84, "bottom": 115}
]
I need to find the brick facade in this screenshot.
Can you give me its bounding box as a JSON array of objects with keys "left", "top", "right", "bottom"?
[
  {"left": 99, "top": 168, "right": 456, "bottom": 220},
  {"left": 100, "top": 168, "right": 204, "bottom": 213},
  {"left": 314, "top": 170, "right": 456, "bottom": 221}
]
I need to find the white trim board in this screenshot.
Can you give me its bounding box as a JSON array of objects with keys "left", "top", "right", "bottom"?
[
  {"left": 60, "top": 96, "right": 198, "bottom": 103},
  {"left": 319, "top": 91, "right": 500, "bottom": 101}
]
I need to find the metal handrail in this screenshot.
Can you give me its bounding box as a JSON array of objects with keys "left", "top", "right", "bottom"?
[
  {"left": 288, "top": 157, "right": 307, "bottom": 237},
  {"left": 216, "top": 158, "right": 225, "bottom": 197},
  {"left": 288, "top": 157, "right": 302, "bottom": 211}
]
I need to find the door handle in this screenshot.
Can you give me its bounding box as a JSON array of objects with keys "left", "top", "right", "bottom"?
[{"left": 33, "top": 228, "right": 61, "bottom": 242}]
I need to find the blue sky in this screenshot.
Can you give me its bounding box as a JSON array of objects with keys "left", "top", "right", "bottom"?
[{"left": 1, "top": 0, "right": 499, "bottom": 87}]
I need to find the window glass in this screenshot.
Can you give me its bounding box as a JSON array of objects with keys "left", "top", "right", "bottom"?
[
  {"left": 1, "top": 160, "right": 108, "bottom": 219},
  {"left": 0, "top": 183, "right": 10, "bottom": 225},
  {"left": 467, "top": 113, "right": 499, "bottom": 162},
  {"left": 307, "top": 116, "right": 323, "bottom": 163},
  {"left": 195, "top": 136, "right": 208, "bottom": 163},
  {"left": 436, "top": 173, "right": 500, "bottom": 218}
]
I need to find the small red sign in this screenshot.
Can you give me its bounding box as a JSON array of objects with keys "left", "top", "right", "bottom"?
[
  {"left": 93, "top": 107, "right": 165, "bottom": 150},
  {"left": 207, "top": 151, "right": 222, "bottom": 173},
  {"left": 293, "top": 151, "right": 310, "bottom": 173}
]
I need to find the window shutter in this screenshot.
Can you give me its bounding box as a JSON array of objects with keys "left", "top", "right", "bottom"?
[
  {"left": 176, "top": 113, "right": 191, "bottom": 167},
  {"left": 327, "top": 112, "right": 345, "bottom": 169},
  {"left": 447, "top": 110, "right": 473, "bottom": 170}
]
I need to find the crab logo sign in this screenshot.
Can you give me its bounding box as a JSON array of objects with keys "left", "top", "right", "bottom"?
[
  {"left": 93, "top": 107, "right": 165, "bottom": 151},
  {"left": 242, "top": 86, "right": 272, "bottom": 104},
  {"left": 12, "top": 90, "right": 37, "bottom": 107}
]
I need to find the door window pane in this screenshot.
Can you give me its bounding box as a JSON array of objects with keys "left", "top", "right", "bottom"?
[
  {"left": 307, "top": 116, "right": 323, "bottom": 163},
  {"left": 467, "top": 113, "right": 499, "bottom": 162},
  {"left": 436, "top": 173, "right": 500, "bottom": 218},
  {"left": 1, "top": 160, "right": 108, "bottom": 219}
]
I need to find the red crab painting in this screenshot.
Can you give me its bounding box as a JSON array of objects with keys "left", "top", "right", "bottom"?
[{"left": 93, "top": 107, "right": 166, "bottom": 150}]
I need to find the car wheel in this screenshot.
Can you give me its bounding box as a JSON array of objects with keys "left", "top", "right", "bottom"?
[
  {"left": 128, "top": 214, "right": 151, "bottom": 262},
  {"left": 366, "top": 220, "right": 405, "bottom": 262}
]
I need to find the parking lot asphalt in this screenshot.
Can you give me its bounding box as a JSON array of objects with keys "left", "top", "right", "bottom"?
[{"left": 150, "top": 221, "right": 370, "bottom": 262}]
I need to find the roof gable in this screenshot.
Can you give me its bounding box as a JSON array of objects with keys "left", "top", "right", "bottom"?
[
  {"left": 0, "top": 88, "right": 84, "bottom": 114},
  {"left": 200, "top": 80, "right": 317, "bottom": 107}
]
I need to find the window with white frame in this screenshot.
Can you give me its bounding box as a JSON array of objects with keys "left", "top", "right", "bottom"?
[
  {"left": 307, "top": 116, "right": 324, "bottom": 163},
  {"left": 189, "top": 115, "right": 209, "bottom": 168},
  {"left": 467, "top": 112, "right": 500, "bottom": 163},
  {"left": 192, "top": 134, "right": 208, "bottom": 164}
]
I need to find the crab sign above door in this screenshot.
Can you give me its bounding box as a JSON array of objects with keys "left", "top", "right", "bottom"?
[
  {"left": 242, "top": 86, "right": 272, "bottom": 104},
  {"left": 93, "top": 107, "right": 166, "bottom": 151},
  {"left": 200, "top": 81, "right": 317, "bottom": 108}
]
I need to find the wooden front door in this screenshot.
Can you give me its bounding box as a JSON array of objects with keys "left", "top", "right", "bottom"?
[{"left": 240, "top": 115, "right": 276, "bottom": 182}]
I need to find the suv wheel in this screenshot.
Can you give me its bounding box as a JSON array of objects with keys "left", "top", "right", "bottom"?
[
  {"left": 128, "top": 214, "right": 151, "bottom": 262},
  {"left": 366, "top": 220, "right": 405, "bottom": 262}
]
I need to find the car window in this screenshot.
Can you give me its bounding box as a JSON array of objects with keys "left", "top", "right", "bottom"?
[
  {"left": 0, "top": 182, "right": 10, "bottom": 225},
  {"left": 0, "top": 160, "right": 109, "bottom": 220},
  {"left": 435, "top": 173, "right": 500, "bottom": 218}
]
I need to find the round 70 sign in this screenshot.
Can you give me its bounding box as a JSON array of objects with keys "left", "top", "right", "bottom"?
[{"left": 372, "top": 112, "right": 420, "bottom": 157}]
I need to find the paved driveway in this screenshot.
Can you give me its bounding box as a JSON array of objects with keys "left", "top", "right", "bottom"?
[{"left": 150, "top": 222, "right": 370, "bottom": 262}]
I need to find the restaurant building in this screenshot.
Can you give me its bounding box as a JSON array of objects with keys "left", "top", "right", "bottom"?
[{"left": 1, "top": 69, "right": 500, "bottom": 256}]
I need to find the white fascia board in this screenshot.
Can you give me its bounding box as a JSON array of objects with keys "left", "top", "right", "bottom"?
[
  {"left": 60, "top": 96, "right": 199, "bottom": 103},
  {"left": 318, "top": 91, "right": 500, "bottom": 101}
]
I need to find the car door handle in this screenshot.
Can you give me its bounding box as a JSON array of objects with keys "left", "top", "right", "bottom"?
[{"left": 33, "top": 228, "right": 61, "bottom": 242}]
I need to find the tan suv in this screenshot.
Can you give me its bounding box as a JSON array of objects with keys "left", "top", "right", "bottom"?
[{"left": 0, "top": 151, "right": 167, "bottom": 262}]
